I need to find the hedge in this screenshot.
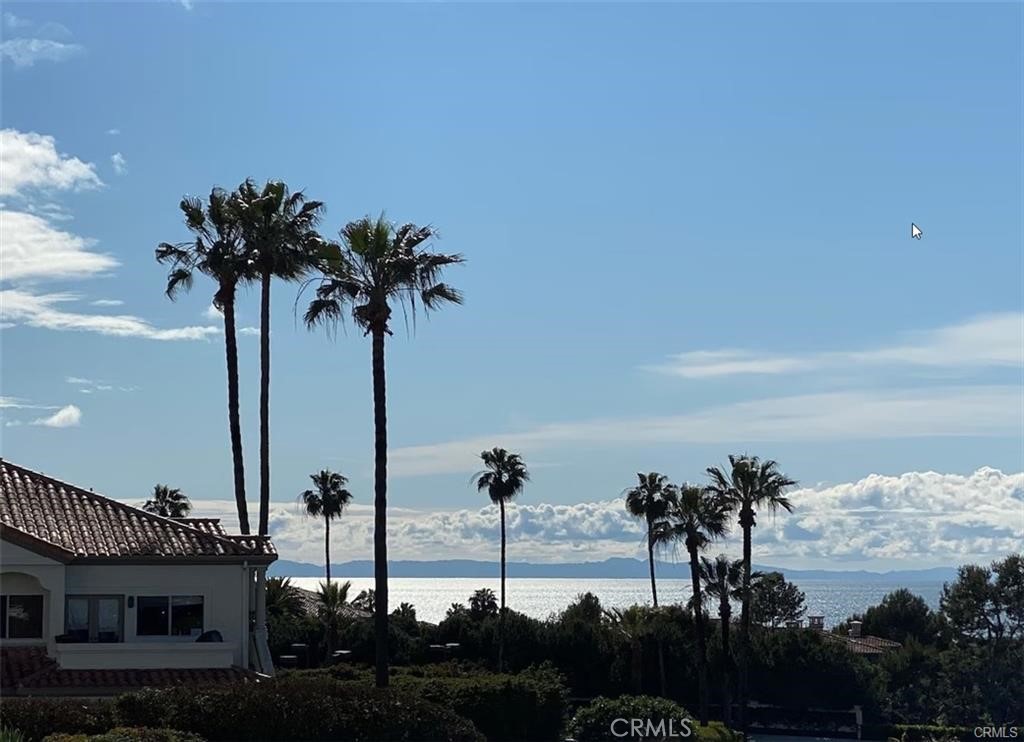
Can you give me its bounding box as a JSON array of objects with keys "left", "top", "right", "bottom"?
[
  {"left": 114, "top": 682, "right": 483, "bottom": 742},
  {"left": 286, "top": 662, "right": 570, "bottom": 741},
  {"left": 43, "top": 729, "right": 204, "bottom": 742},
  {"left": 567, "top": 696, "right": 740, "bottom": 742},
  {"left": 0, "top": 700, "right": 114, "bottom": 742}
]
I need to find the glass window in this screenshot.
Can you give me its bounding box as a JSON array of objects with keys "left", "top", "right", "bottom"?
[
  {"left": 171, "top": 596, "right": 203, "bottom": 637},
  {"left": 136, "top": 596, "right": 203, "bottom": 637},
  {"left": 7, "top": 595, "right": 44, "bottom": 638},
  {"left": 137, "top": 596, "right": 170, "bottom": 636},
  {"left": 66, "top": 597, "right": 90, "bottom": 642},
  {"left": 65, "top": 596, "right": 123, "bottom": 643}
]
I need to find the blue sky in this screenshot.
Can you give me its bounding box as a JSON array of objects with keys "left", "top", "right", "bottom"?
[{"left": 2, "top": 2, "right": 1021, "bottom": 568}]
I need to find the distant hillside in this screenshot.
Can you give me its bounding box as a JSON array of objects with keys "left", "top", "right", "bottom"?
[{"left": 269, "top": 557, "right": 957, "bottom": 583}]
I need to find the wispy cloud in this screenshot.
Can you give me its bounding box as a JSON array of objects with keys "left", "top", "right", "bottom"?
[
  {"left": 203, "top": 304, "right": 223, "bottom": 320},
  {"left": 0, "top": 38, "right": 82, "bottom": 67},
  {"left": 0, "top": 14, "right": 81, "bottom": 68},
  {"left": 647, "top": 313, "right": 1023, "bottom": 379},
  {"left": 0, "top": 396, "right": 58, "bottom": 410},
  {"left": 106, "top": 129, "right": 120, "bottom": 136},
  {"left": 389, "top": 386, "right": 1022, "bottom": 476},
  {"left": 4, "top": 12, "right": 33, "bottom": 29},
  {"left": 1, "top": 210, "right": 116, "bottom": 282},
  {"left": 31, "top": 404, "right": 81, "bottom": 428},
  {"left": 239, "top": 326, "right": 259, "bottom": 336},
  {"left": 1, "top": 290, "right": 220, "bottom": 341},
  {"left": 1, "top": 129, "right": 213, "bottom": 343},
  {"left": 110, "top": 152, "right": 127, "bottom": 176}
]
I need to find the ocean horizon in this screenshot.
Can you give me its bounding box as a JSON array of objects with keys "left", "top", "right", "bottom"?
[{"left": 286, "top": 575, "right": 945, "bottom": 627}]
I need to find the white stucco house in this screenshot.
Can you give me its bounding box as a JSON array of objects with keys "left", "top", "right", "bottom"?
[{"left": 0, "top": 459, "right": 277, "bottom": 695}]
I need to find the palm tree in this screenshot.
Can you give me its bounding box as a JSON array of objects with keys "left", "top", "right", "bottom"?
[
  {"left": 316, "top": 579, "right": 352, "bottom": 662},
  {"left": 266, "top": 576, "right": 304, "bottom": 619},
  {"left": 469, "top": 588, "right": 499, "bottom": 619},
  {"left": 472, "top": 447, "right": 530, "bottom": 672},
  {"left": 299, "top": 469, "right": 354, "bottom": 583},
  {"left": 701, "top": 554, "right": 743, "bottom": 729},
  {"left": 624, "top": 472, "right": 673, "bottom": 607},
  {"left": 305, "top": 214, "right": 464, "bottom": 687},
  {"left": 142, "top": 484, "right": 192, "bottom": 518},
  {"left": 654, "top": 483, "right": 730, "bottom": 726},
  {"left": 157, "top": 189, "right": 254, "bottom": 534},
  {"left": 234, "top": 179, "right": 326, "bottom": 537},
  {"left": 705, "top": 455, "right": 796, "bottom": 734},
  {"left": 603, "top": 606, "right": 650, "bottom": 693}
]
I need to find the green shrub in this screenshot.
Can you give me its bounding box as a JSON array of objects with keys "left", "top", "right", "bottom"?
[
  {"left": 859, "top": 724, "right": 975, "bottom": 741},
  {"left": 114, "top": 682, "right": 483, "bottom": 741},
  {"left": 284, "top": 661, "right": 569, "bottom": 741},
  {"left": 2, "top": 727, "right": 28, "bottom": 742},
  {"left": 0, "top": 700, "right": 114, "bottom": 742},
  {"left": 389, "top": 663, "right": 568, "bottom": 741},
  {"left": 42, "top": 728, "right": 205, "bottom": 742},
  {"left": 566, "top": 696, "right": 696, "bottom": 741}
]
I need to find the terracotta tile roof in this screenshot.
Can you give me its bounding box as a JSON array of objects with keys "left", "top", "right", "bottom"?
[
  {"left": 1, "top": 648, "right": 258, "bottom": 696},
  {"left": 172, "top": 517, "right": 228, "bottom": 536},
  {"left": 824, "top": 632, "right": 901, "bottom": 655},
  {"left": 0, "top": 460, "right": 276, "bottom": 564},
  {"left": 0, "top": 646, "right": 51, "bottom": 693}
]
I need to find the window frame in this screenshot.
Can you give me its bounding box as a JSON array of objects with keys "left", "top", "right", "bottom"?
[
  {"left": 0, "top": 593, "right": 45, "bottom": 640},
  {"left": 64, "top": 594, "right": 125, "bottom": 643},
  {"left": 135, "top": 594, "right": 204, "bottom": 639}
]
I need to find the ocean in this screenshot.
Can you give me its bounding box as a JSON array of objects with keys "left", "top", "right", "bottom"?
[{"left": 287, "top": 576, "right": 944, "bottom": 627}]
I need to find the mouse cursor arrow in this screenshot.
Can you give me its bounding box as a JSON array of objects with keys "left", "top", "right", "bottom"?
[{"left": 911, "top": 223, "right": 923, "bottom": 240}]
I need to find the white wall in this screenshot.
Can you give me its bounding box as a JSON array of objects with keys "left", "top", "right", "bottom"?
[
  {"left": 0, "top": 538, "right": 66, "bottom": 650},
  {"left": 66, "top": 564, "right": 250, "bottom": 666}
]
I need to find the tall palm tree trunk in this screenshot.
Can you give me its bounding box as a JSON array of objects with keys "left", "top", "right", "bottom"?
[
  {"left": 324, "top": 514, "right": 331, "bottom": 584},
  {"left": 649, "top": 521, "right": 667, "bottom": 697},
  {"left": 222, "top": 294, "right": 250, "bottom": 535},
  {"left": 647, "top": 520, "right": 658, "bottom": 607},
  {"left": 720, "top": 603, "right": 733, "bottom": 729},
  {"left": 498, "top": 498, "right": 506, "bottom": 673},
  {"left": 688, "top": 546, "right": 709, "bottom": 726},
  {"left": 371, "top": 326, "right": 389, "bottom": 688},
  {"left": 258, "top": 271, "right": 272, "bottom": 536},
  {"left": 739, "top": 520, "right": 753, "bottom": 734}
]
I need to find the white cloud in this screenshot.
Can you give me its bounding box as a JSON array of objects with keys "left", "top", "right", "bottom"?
[
  {"left": 179, "top": 0, "right": 195, "bottom": 10},
  {"left": 0, "top": 396, "right": 57, "bottom": 410},
  {"left": 90, "top": 299, "right": 124, "bottom": 307},
  {"left": 31, "top": 404, "right": 81, "bottom": 428},
  {"left": 239, "top": 326, "right": 259, "bottom": 336},
  {"left": 0, "top": 38, "right": 83, "bottom": 67},
  {"left": 4, "top": 12, "right": 32, "bottom": 29},
  {"left": 203, "top": 304, "right": 223, "bottom": 320},
  {"left": 180, "top": 468, "right": 1023, "bottom": 568},
  {"left": 0, "top": 129, "right": 102, "bottom": 197},
  {"left": 648, "top": 313, "right": 1023, "bottom": 379},
  {"left": 0, "top": 289, "right": 221, "bottom": 341},
  {"left": 110, "top": 152, "right": 127, "bottom": 176},
  {"left": 0, "top": 210, "right": 117, "bottom": 282},
  {"left": 389, "top": 386, "right": 1022, "bottom": 476},
  {"left": 106, "top": 129, "right": 120, "bottom": 136},
  {"left": 65, "top": 376, "right": 92, "bottom": 385}
]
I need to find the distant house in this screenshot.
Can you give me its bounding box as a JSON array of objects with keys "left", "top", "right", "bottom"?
[
  {"left": 801, "top": 616, "right": 901, "bottom": 658},
  {"left": 0, "top": 460, "right": 277, "bottom": 695}
]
